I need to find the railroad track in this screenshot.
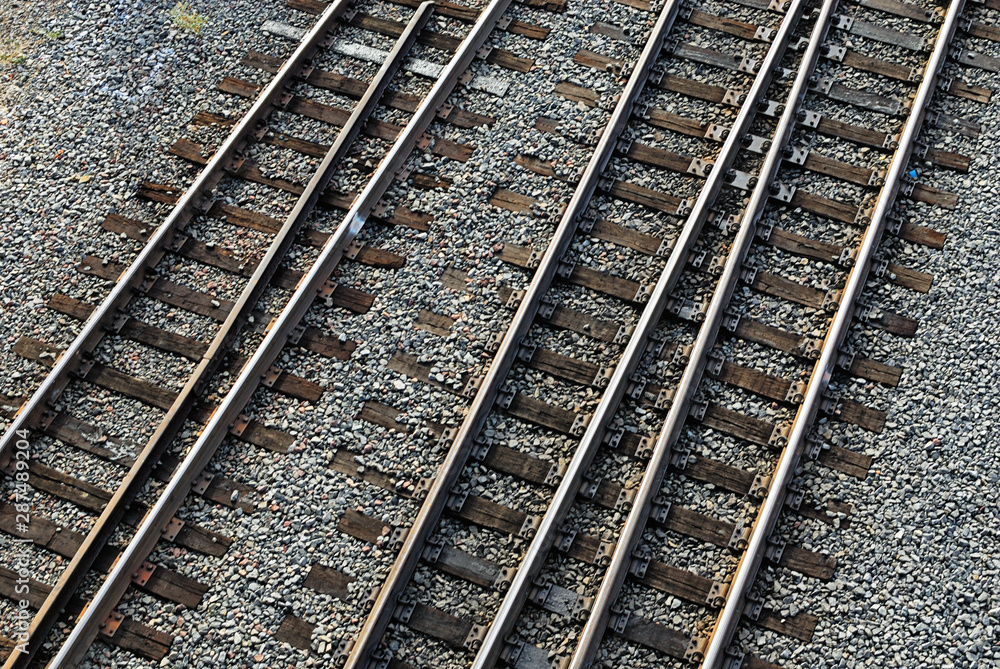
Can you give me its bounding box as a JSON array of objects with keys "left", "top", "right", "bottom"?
[{"left": 2, "top": 0, "right": 998, "bottom": 666}]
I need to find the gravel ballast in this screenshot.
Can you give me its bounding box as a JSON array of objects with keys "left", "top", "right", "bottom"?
[{"left": 2, "top": 1, "right": 1000, "bottom": 668}]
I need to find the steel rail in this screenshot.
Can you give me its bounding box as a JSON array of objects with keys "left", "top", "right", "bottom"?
[
  {"left": 41, "top": 4, "right": 437, "bottom": 667},
  {"left": 470, "top": 0, "right": 811, "bottom": 663},
  {"left": 0, "top": 0, "right": 351, "bottom": 471},
  {"left": 3, "top": 2, "right": 358, "bottom": 666},
  {"left": 570, "top": 0, "right": 837, "bottom": 666},
  {"left": 701, "top": 0, "right": 965, "bottom": 663}
]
